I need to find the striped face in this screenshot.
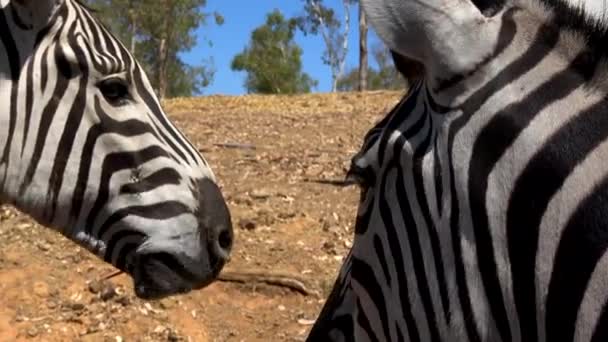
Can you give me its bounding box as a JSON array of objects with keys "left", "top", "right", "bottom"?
[
  {"left": 311, "top": 0, "right": 608, "bottom": 341},
  {"left": 0, "top": 0, "right": 233, "bottom": 299}
]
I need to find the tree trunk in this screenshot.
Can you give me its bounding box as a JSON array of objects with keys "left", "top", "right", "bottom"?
[
  {"left": 128, "top": 2, "right": 137, "bottom": 54},
  {"left": 157, "top": 37, "right": 167, "bottom": 99},
  {"left": 156, "top": 0, "right": 172, "bottom": 100},
  {"left": 333, "top": 0, "right": 350, "bottom": 93},
  {"left": 358, "top": 4, "right": 368, "bottom": 92}
]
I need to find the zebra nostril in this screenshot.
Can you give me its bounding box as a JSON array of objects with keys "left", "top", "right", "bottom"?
[
  {"left": 196, "top": 178, "right": 233, "bottom": 265},
  {"left": 218, "top": 227, "right": 232, "bottom": 251}
]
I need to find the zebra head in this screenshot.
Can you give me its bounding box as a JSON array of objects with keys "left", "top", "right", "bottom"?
[
  {"left": 313, "top": 0, "right": 608, "bottom": 340},
  {"left": 0, "top": 0, "right": 233, "bottom": 299}
]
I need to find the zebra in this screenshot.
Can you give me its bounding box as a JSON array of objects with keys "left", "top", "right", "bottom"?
[
  {"left": 0, "top": 0, "right": 233, "bottom": 299},
  {"left": 308, "top": 0, "right": 608, "bottom": 340}
]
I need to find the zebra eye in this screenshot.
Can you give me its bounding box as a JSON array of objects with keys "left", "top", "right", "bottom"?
[{"left": 98, "top": 77, "right": 130, "bottom": 105}]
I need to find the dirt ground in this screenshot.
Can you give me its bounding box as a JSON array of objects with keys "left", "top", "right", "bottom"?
[{"left": 0, "top": 90, "right": 403, "bottom": 341}]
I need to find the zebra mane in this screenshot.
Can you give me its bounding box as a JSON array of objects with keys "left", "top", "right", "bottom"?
[
  {"left": 541, "top": 0, "right": 608, "bottom": 39},
  {"left": 536, "top": 0, "right": 608, "bottom": 68}
]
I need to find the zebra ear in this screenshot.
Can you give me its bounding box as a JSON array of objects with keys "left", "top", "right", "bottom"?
[
  {"left": 10, "top": 0, "right": 62, "bottom": 29},
  {"left": 361, "top": 0, "right": 503, "bottom": 78}
]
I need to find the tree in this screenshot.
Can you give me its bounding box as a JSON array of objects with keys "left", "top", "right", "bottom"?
[
  {"left": 358, "top": 3, "right": 368, "bottom": 91},
  {"left": 297, "top": 0, "right": 355, "bottom": 92},
  {"left": 85, "top": 0, "right": 222, "bottom": 98},
  {"left": 231, "top": 10, "right": 317, "bottom": 94},
  {"left": 337, "top": 42, "right": 406, "bottom": 91}
]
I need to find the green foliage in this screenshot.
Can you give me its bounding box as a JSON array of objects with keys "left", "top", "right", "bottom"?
[
  {"left": 231, "top": 10, "right": 317, "bottom": 94},
  {"left": 337, "top": 43, "right": 406, "bottom": 91},
  {"left": 85, "top": 0, "right": 220, "bottom": 97}
]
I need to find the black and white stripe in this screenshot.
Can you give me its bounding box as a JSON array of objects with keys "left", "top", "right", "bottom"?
[
  {"left": 0, "top": 0, "right": 233, "bottom": 299},
  {"left": 309, "top": 0, "right": 608, "bottom": 340}
]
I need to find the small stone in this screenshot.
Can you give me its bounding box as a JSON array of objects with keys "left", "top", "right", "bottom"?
[
  {"left": 88, "top": 280, "right": 103, "bottom": 294},
  {"left": 238, "top": 219, "right": 256, "bottom": 231},
  {"left": 277, "top": 211, "right": 296, "bottom": 220},
  {"left": 37, "top": 242, "right": 50, "bottom": 251},
  {"left": 322, "top": 241, "right": 337, "bottom": 255},
  {"left": 250, "top": 190, "right": 270, "bottom": 200},
  {"left": 115, "top": 295, "right": 130, "bottom": 306},
  {"left": 26, "top": 327, "right": 39, "bottom": 337},
  {"left": 167, "top": 329, "right": 181, "bottom": 342},
  {"left": 33, "top": 282, "right": 49, "bottom": 297},
  {"left": 66, "top": 301, "right": 85, "bottom": 311},
  {"left": 86, "top": 325, "right": 99, "bottom": 334},
  {"left": 100, "top": 285, "right": 117, "bottom": 301},
  {"left": 158, "top": 299, "right": 173, "bottom": 310},
  {"left": 277, "top": 305, "right": 286, "bottom": 311},
  {"left": 297, "top": 318, "right": 316, "bottom": 325}
]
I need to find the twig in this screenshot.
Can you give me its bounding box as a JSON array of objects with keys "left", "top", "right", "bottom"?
[
  {"left": 30, "top": 315, "right": 52, "bottom": 322},
  {"left": 302, "top": 177, "right": 357, "bottom": 187},
  {"left": 213, "top": 143, "right": 257, "bottom": 150},
  {"left": 217, "top": 270, "right": 316, "bottom": 297},
  {"left": 99, "top": 270, "right": 124, "bottom": 281},
  {"left": 96, "top": 269, "right": 316, "bottom": 297}
]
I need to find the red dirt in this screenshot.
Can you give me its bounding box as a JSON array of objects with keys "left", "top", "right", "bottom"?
[{"left": 0, "top": 91, "right": 403, "bottom": 341}]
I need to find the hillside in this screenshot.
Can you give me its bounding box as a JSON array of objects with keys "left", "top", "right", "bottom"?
[{"left": 0, "top": 91, "right": 403, "bottom": 341}]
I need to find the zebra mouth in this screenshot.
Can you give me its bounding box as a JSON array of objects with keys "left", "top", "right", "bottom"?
[{"left": 129, "top": 252, "right": 193, "bottom": 300}]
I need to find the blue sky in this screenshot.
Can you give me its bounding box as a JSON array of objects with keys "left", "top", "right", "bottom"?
[{"left": 180, "top": 0, "right": 381, "bottom": 95}]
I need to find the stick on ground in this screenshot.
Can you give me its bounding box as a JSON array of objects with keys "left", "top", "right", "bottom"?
[{"left": 217, "top": 270, "right": 316, "bottom": 297}]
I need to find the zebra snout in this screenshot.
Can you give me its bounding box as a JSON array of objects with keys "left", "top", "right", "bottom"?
[{"left": 196, "top": 178, "right": 233, "bottom": 268}]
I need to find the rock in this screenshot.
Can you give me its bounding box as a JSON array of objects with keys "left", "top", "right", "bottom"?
[
  {"left": 297, "top": 318, "right": 316, "bottom": 325},
  {"left": 232, "top": 196, "right": 253, "bottom": 206},
  {"left": 322, "top": 241, "right": 335, "bottom": 250},
  {"left": 322, "top": 241, "right": 338, "bottom": 255},
  {"left": 115, "top": 295, "right": 130, "bottom": 306},
  {"left": 158, "top": 299, "right": 174, "bottom": 310},
  {"left": 167, "top": 329, "right": 182, "bottom": 342},
  {"left": 33, "top": 282, "right": 49, "bottom": 297},
  {"left": 88, "top": 280, "right": 103, "bottom": 294},
  {"left": 85, "top": 325, "right": 99, "bottom": 334},
  {"left": 36, "top": 242, "right": 51, "bottom": 251},
  {"left": 153, "top": 325, "right": 166, "bottom": 334},
  {"left": 26, "top": 327, "right": 39, "bottom": 337},
  {"left": 250, "top": 190, "right": 271, "bottom": 200},
  {"left": 278, "top": 211, "right": 297, "bottom": 220},
  {"left": 238, "top": 219, "right": 257, "bottom": 231},
  {"left": 100, "top": 285, "right": 117, "bottom": 301},
  {"left": 65, "top": 301, "right": 85, "bottom": 311},
  {"left": 256, "top": 209, "right": 276, "bottom": 225}
]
